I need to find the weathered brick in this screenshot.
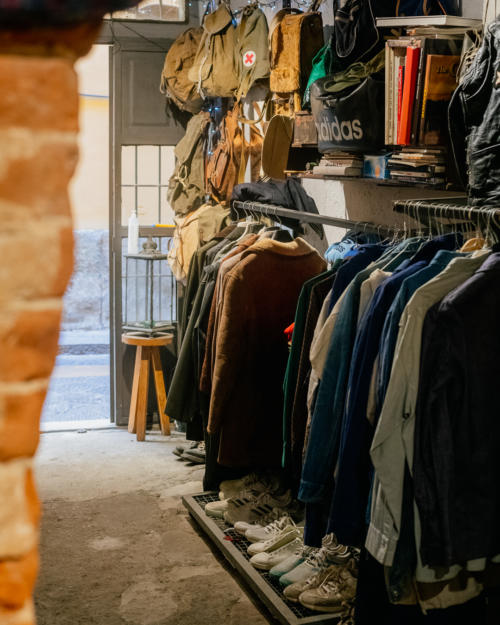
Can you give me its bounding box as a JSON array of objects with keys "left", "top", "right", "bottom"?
[
  {"left": 0, "top": 223, "right": 74, "bottom": 302},
  {"left": 0, "top": 56, "right": 78, "bottom": 132},
  {"left": 0, "top": 599, "right": 34, "bottom": 625},
  {"left": 0, "top": 459, "right": 39, "bottom": 559},
  {"left": 0, "top": 390, "right": 46, "bottom": 461},
  {"left": 0, "top": 22, "right": 102, "bottom": 59},
  {"left": 0, "top": 308, "right": 61, "bottom": 382},
  {"left": 0, "top": 142, "right": 78, "bottom": 219},
  {"left": 0, "top": 550, "right": 38, "bottom": 610}
]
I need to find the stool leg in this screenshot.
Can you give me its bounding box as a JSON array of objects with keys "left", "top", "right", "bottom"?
[
  {"left": 151, "top": 347, "right": 170, "bottom": 436},
  {"left": 135, "top": 346, "right": 151, "bottom": 442},
  {"left": 128, "top": 346, "right": 142, "bottom": 434}
]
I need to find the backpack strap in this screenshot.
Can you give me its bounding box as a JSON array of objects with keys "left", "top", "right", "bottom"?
[
  {"left": 308, "top": 0, "right": 324, "bottom": 11},
  {"left": 237, "top": 94, "right": 270, "bottom": 126}
]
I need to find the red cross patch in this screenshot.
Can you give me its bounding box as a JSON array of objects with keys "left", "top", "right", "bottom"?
[{"left": 243, "top": 50, "right": 256, "bottom": 68}]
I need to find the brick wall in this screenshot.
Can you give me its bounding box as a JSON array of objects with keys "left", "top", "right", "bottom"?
[{"left": 0, "top": 23, "right": 101, "bottom": 625}]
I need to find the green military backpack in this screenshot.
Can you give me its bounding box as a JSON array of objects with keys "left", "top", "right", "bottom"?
[{"left": 167, "top": 111, "right": 210, "bottom": 217}]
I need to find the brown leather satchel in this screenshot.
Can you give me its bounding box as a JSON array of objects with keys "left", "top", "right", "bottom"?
[{"left": 206, "top": 105, "right": 245, "bottom": 203}]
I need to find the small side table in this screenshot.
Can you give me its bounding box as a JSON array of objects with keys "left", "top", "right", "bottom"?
[{"left": 122, "top": 332, "right": 173, "bottom": 441}]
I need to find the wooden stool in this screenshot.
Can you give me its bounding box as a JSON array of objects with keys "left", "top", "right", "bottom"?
[{"left": 122, "top": 332, "right": 173, "bottom": 441}]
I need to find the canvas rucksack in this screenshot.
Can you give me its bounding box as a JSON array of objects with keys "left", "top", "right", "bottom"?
[
  {"left": 167, "top": 111, "right": 210, "bottom": 217},
  {"left": 160, "top": 27, "right": 204, "bottom": 114},
  {"left": 234, "top": 5, "right": 270, "bottom": 100},
  {"left": 206, "top": 105, "right": 245, "bottom": 203},
  {"left": 269, "top": 7, "right": 324, "bottom": 113},
  {"left": 188, "top": 3, "right": 239, "bottom": 99}
]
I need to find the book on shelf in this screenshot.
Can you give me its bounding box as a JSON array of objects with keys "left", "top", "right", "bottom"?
[
  {"left": 312, "top": 165, "right": 362, "bottom": 177},
  {"left": 385, "top": 33, "right": 463, "bottom": 147},
  {"left": 387, "top": 161, "right": 446, "bottom": 174},
  {"left": 398, "top": 45, "right": 420, "bottom": 145},
  {"left": 390, "top": 174, "right": 445, "bottom": 185},
  {"left": 396, "top": 57, "right": 405, "bottom": 143},
  {"left": 385, "top": 40, "right": 412, "bottom": 145},
  {"left": 419, "top": 54, "right": 460, "bottom": 145}
]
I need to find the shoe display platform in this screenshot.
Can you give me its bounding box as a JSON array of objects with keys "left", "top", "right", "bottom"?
[{"left": 182, "top": 492, "right": 343, "bottom": 625}]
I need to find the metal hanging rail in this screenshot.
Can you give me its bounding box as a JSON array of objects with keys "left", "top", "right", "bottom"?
[
  {"left": 232, "top": 200, "right": 396, "bottom": 235},
  {"left": 393, "top": 197, "right": 500, "bottom": 232}
]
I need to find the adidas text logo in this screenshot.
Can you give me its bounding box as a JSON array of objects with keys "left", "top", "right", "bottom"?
[{"left": 316, "top": 116, "right": 363, "bottom": 142}]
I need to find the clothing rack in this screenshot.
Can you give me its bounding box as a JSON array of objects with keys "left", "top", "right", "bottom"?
[
  {"left": 393, "top": 197, "right": 500, "bottom": 236},
  {"left": 232, "top": 200, "right": 396, "bottom": 236}
]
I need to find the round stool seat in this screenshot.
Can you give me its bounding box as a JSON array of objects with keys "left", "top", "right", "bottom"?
[{"left": 122, "top": 332, "right": 173, "bottom": 347}]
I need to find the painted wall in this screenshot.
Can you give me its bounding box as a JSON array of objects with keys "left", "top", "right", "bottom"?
[{"left": 71, "top": 45, "right": 110, "bottom": 230}]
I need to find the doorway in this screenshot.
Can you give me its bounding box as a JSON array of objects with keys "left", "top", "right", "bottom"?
[{"left": 42, "top": 46, "right": 112, "bottom": 432}]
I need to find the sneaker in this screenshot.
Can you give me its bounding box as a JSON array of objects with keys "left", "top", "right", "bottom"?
[
  {"left": 219, "top": 472, "right": 281, "bottom": 501},
  {"left": 269, "top": 544, "right": 317, "bottom": 579},
  {"left": 247, "top": 524, "right": 301, "bottom": 556},
  {"left": 233, "top": 507, "right": 285, "bottom": 536},
  {"left": 245, "top": 514, "right": 293, "bottom": 543},
  {"left": 298, "top": 559, "right": 358, "bottom": 613},
  {"left": 223, "top": 489, "right": 292, "bottom": 525},
  {"left": 328, "top": 544, "right": 354, "bottom": 565},
  {"left": 249, "top": 537, "right": 303, "bottom": 571},
  {"left": 204, "top": 498, "right": 228, "bottom": 519},
  {"left": 283, "top": 564, "right": 333, "bottom": 603},
  {"left": 173, "top": 440, "right": 200, "bottom": 459},
  {"left": 182, "top": 441, "right": 206, "bottom": 464},
  {"left": 279, "top": 534, "right": 343, "bottom": 587}
]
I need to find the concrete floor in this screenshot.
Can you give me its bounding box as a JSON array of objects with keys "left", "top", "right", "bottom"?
[{"left": 34, "top": 428, "right": 272, "bottom": 625}]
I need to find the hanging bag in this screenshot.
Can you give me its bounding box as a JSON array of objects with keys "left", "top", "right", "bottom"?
[
  {"left": 206, "top": 105, "right": 245, "bottom": 203},
  {"left": 310, "top": 50, "right": 385, "bottom": 153},
  {"left": 167, "top": 111, "right": 210, "bottom": 216},
  {"left": 269, "top": 5, "right": 324, "bottom": 114},
  {"left": 395, "top": 0, "right": 457, "bottom": 15},
  {"left": 160, "top": 27, "right": 204, "bottom": 114},
  {"left": 188, "top": 3, "right": 239, "bottom": 99},
  {"left": 234, "top": 4, "right": 271, "bottom": 100}
]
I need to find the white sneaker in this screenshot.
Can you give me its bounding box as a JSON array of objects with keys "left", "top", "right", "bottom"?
[
  {"left": 204, "top": 499, "right": 228, "bottom": 519},
  {"left": 279, "top": 534, "right": 342, "bottom": 587},
  {"left": 247, "top": 525, "right": 302, "bottom": 556},
  {"left": 245, "top": 514, "right": 293, "bottom": 543},
  {"left": 249, "top": 537, "right": 303, "bottom": 571},
  {"left": 269, "top": 544, "right": 317, "bottom": 579},
  {"left": 219, "top": 473, "right": 281, "bottom": 501},
  {"left": 224, "top": 490, "right": 292, "bottom": 525},
  {"left": 233, "top": 507, "right": 284, "bottom": 536}
]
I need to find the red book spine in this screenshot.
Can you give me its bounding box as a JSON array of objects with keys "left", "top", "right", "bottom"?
[
  {"left": 397, "top": 64, "right": 404, "bottom": 144},
  {"left": 398, "top": 46, "right": 421, "bottom": 145}
]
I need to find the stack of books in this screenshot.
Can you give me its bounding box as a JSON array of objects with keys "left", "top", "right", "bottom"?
[
  {"left": 385, "top": 30, "right": 463, "bottom": 147},
  {"left": 312, "top": 152, "right": 363, "bottom": 177},
  {"left": 388, "top": 147, "right": 446, "bottom": 186}
]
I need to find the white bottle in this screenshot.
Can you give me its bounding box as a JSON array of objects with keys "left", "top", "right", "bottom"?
[{"left": 127, "top": 208, "right": 139, "bottom": 255}]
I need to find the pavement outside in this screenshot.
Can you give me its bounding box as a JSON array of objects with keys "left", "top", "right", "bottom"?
[
  {"left": 34, "top": 428, "right": 272, "bottom": 625},
  {"left": 42, "top": 330, "right": 110, "bottom": 430}
]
